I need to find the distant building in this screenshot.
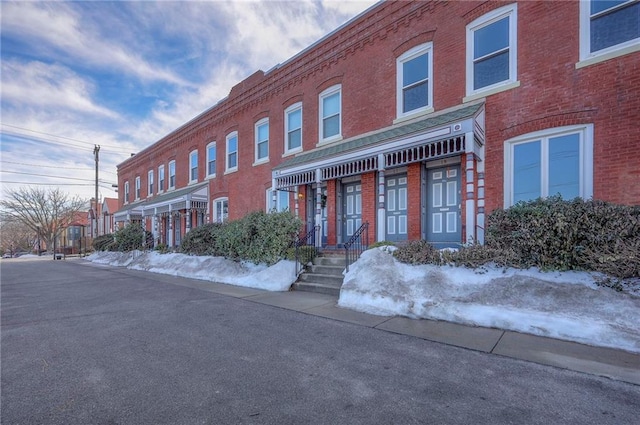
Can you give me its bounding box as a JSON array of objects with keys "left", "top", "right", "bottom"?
[{"left": 115, "top": 0, "right": 640, "bottom": 249}]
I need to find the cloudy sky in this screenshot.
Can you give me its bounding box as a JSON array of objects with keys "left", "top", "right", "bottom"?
[{"left": 0, "top": 0, "right": 377, "bottom": 203}]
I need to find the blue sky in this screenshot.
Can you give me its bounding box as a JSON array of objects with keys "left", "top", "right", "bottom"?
[{"left": 0, "top": 0, "right": 376, "bottom": 202}]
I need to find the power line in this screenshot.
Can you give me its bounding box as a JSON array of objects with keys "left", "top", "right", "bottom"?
[
  {"left": 0, "top": 180, "right": 97, "bottom": 187},
  {"left": 0, "top": 160, "right": 117, "bottom": 175},
  {"left": 1, "top": 123, "right": 135, "bottom": 152},
  {"left": 1, "top": 170, "right": 115, "bottom": 184}
]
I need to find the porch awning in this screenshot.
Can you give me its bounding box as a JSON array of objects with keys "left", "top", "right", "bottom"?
[
  {"left": 141, "top": 181, "right": 209, "bottom": 217},
  {"left": 113, "top": 199, "right": 145, "bottom": 223},
  {"left": 273, "top": 101, "right": 485, "bottom": 189}
]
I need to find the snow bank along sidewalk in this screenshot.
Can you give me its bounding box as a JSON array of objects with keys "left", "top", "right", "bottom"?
[
  {"left": 338, "top": 248, "right": 640, "bottom": 354},
  {"left": 87, "top": 251, "right": 297, "bottom": 292}
]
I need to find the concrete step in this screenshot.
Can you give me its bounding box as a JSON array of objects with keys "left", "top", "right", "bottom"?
[
  {"left": 297, "top": 272, "right": 344, "bottom": 286},
  {"left": 292, "top": 281, "right": 341, "bottom": 296},
  {"left": 309, "top": 264, "right": 344, "bottom": 276},
  {"left": 314, "top": 255, "right": 345, "bottom": 267}
]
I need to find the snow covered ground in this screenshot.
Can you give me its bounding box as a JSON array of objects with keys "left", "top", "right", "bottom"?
[{"left": 86, "top": 249, "right": 640, "bottom": 354}]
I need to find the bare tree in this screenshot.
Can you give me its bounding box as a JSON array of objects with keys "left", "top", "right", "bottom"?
[
  {"left": 0, "top": 187, "right": 87, "bottom": 252},
  {"left": 0, "top": 218, "right": 33, "bottom": 255}
]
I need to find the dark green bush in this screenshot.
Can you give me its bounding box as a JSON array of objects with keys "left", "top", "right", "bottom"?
[
  {"left": 112, "top": 223, "right": 152, "bottom": 252},
  {"left": 93, "top": 234, "right": 115, "bottom": 251},
  {"left": 393, "top": 197, "right": 639, "bottom": 282},
  {"left": 179, "top": 210, "right": 302, "bottom": 265}
]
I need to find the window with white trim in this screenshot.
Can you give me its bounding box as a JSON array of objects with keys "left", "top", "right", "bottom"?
[
  {"left": 285, "top": 103, "right": 302, "bottom": 153},
  {"left": 189, "top": 150, "right": 198, "bottom": 183},
  {"left": 124, "top": 181, "right": 130, "bottom": 204},
  {"left": 266, "top": 188, "right": 290, "bottom": 212},
  {"left": 135, "top": 176, "right": 141, "bottom": 200},
  {"left": 397, "top": 44, "right": 433, "bottom": 117},
  {"left": 255, "top": 119, "right": 269, "bottom": 163},
  {"left": 226, "top": 132, "right": 238, "bottom": 172},
  {"left": 169, "top": 160, "right": 176, "bottom": 190},
  {"left": 466, "top": 4, "right": 518, "bottom": 96},
  {"left": 579, "top": 0, "right": 639, "bottom": 62},
  {"left": 213, "top": 198, "right": 228, "bottom": 223},
  {"left": 158, "top": 165, "right": 165, "bottom": 193},
  {"left": 148, "top": 170, "right": 154, "bottom": 196},
  {"left": 504, "top": 125, "right": 594, "bottom": 207},
  {"left": 206, "top": 142, "right": 216, "bottom": 177},
  {"left": 319, "top": 86, "right": 341, "bottom": 142}
]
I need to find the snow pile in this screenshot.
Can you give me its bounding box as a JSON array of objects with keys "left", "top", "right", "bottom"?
[
  {"left": 86, "top": 251, "right": 297, "bottom": 291},
  {"left": 338, "top": 248, "right": 640, "bottom": 353}
]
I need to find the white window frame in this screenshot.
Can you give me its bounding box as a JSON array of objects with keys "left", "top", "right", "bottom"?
[
  {"left": 135, "top": 176, "right": 141, "bottom": 200},
  {"left": 168, "top": 160, "right": 176, "bottom": 190},
  {"left": 396, "top": 44, "right": 433, "bottom": 119},
  {"left": 148, "top": 169, "right": 154, "bottom": 197},
  {"left": 206, "top": 142, "right": 216, "bottom": 178},
  {"left": 319, "top": 85, "right": 342, "bottom": 143},
  {"left": 254, "top": 118, "right": 270, "bottom": 164},
  {"left": 124, "top": 181, "right": 130, "bottom": 204},
  {"left": 189, "top": 150, "right": 198, "bottom": 184},
  {"left": 266, "top": 188, "right": 290, "bottom": 212},
  {"left": 503, "top": 124, "right": 594, "bottom": 208},
  {"left": 284, "top": 102, "right": 303, "bottom": 155},
  {"left": 578, "top": 0, "right": 640, "bottom": 68},
  {"left": 226, "top": 132, "right": 238, "bottom": 173},
  {"left": 213, "top": 197, "right": 229, "bottom": 223},
  {"left": 465, "top": 3, "right": 518, "bottom": 101},
  {"left": 158, "top": 165, "right": 165, "bottom": 194}
]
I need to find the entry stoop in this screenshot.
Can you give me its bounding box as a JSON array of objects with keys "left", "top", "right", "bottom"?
[{"left": 292, "top": 255, "right": 345, "bottom": 296}]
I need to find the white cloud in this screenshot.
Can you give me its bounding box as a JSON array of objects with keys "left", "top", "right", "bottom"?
[{"left": 1, "top": 59, "right": 119, "bottom": 118}]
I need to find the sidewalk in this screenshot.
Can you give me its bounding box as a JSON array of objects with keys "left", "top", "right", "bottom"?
[{"left": 155, "top": 273, "right": 640, "bottom": 386}]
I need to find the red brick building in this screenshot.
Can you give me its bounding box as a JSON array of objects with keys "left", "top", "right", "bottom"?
[{"left": 115, "top": 0, "right": 640, "bottom": 249}]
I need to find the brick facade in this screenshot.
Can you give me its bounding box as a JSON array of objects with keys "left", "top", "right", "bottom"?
[{"left": 116, "top": 0, "right": 639, "bottom": 249}]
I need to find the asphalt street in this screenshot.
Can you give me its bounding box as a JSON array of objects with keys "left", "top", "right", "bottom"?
[{"left": 1, "top": 258, "right": 639, "bottom": 424}]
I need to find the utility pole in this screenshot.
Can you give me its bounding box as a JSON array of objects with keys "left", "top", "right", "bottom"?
[{"left": 94, "top": 144, "right": 100, "bottom": 238}]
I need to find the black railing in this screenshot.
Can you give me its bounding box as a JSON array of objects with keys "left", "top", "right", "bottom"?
[
  {"left": 294, "top": 225, "right": 320, "bottom": 276},
  {"left": 344, "top": 222, "right": 369, "bottom": 272}
]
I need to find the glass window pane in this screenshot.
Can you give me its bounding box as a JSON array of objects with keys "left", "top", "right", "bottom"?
[
  {"left": 228, "top": 137, "right": 237, "bottom": 153},
  {"left": 323, "top": 115, "right": 340, "bottom": 138},
  {"left": 549, "top": 134, "right": 580, "bottom": 199},
  {"left": 591, "top": 2, "right": 639, "bottom": 52},
  {"left": 474, "top": 16, "right": 509, "bottom": 59},
  {"left": 323, "top": 92, "right": 340, "bottom": 117},
  {"left": 403, "top": 53, "right": 428, "bottom": 86},
  {"left": 229, "top": 152, "right": 237, "bottom": 168},
  {"left": 288, "top": 128, "right": 301, "bottom": 150},
  {"left": 513, "top": 141, "right": 541, "bottom": 203},
  {"left": 258, "top": 141, "right": 268, "bottom": 159},
  {"left": 288, "top": 109, "right": 301, "bottom": 130},
  {"left": 258, "top": 123, "right": 269, "bottom": 141},
  {"left": 591, "top": 0, "right": 629, "bottom": 15},
  {"left": 278, "top": 191, "right": 289, "bottom": 211},
  {"left": 473, "top": 51, "right": 510, "bottom": 90},
  {"left": 208, "top": 160, "right": 216, "bottom": 175},
  {"left": 403, "top": 81, "right": 428, "bottom": 112}
]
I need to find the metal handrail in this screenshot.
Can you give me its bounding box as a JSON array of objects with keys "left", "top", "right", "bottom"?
[
  {"left": 294, "top": 225, "right": 320, "bottom": 276},
  {"left": 344, "top": 222, "right": 369, "bottom": 272}
]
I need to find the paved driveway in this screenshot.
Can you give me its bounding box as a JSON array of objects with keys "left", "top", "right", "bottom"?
[{"left": 2, "top": 258, "right": 639, "bottom": 424}]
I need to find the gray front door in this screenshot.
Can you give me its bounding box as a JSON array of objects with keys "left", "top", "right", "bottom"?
[
  {"left": 342, "top": 182, "right": 362, "bottom": 242},
  {"left": 426, "top": 167, "right": 461, "bottom": 248},
  {"left": 385, "top": 174, "right": 408, "bottom": 242}
]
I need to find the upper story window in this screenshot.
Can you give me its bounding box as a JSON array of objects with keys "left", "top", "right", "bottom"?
[
  {"left": 168, "top": 160, "right": 176, "bottom": 190},
  {"left": 213, "top": 197, "right": 229, "bottom": 223},
  {"left": 189, "top": 150, "right": 198, "bottom": 183},
  {"left": 397, "top": 44, "right": 433, "bottom": 117},
  {"left": 226, "top": 132, "right": 238, "bottom": 173},
  {"left": 285, "top": 103, "right": 302, "bottom": 154},
  {"left": 504, "top": 125, "right": 594, "bottom": 207},
  {"left": 207, "top": 142, "right": 216, "bottom": 177},
  {"left": 124, "top": 181, "right": 130, "bottom": 204},
  {"left": 134, "top": 176, "right": 141, "bottom": 200},
  {"left": 466, "top": 4, "right": 518, "bottom": 97},
  {"left": 148, "top": 170, "right": 154, "bottom": 197},
  {"left": 579, "top": 0, "right": 640, "bottom": 65},
  {"left": 319, "top": 86, "right": 341, "bottom": 142},
  {"left": 266, "top": 188, "right": 290, "bottom": 212},
  {"left": 158, "top": 165, "right": 165, "bottom": 193},
  {"left": 255, "top": 119, "right": 269, "bottom": 163}
]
